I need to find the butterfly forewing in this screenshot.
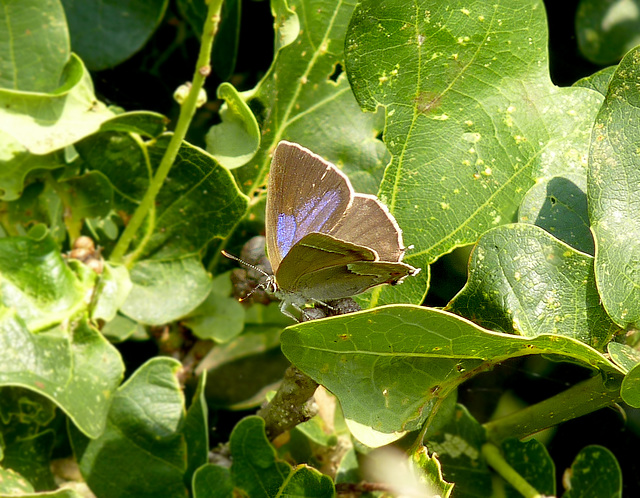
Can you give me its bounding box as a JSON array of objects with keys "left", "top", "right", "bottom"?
[
  {"left": 266, "top": 141, "right": 353, "bottom": 272},
  {"left": 329, "top": 194, "right": 405, "bottom": 262}
]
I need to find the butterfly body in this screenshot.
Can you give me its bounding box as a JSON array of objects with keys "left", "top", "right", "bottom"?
[{"left": 265, "top": 141, "right": 419, "bottom": 319}]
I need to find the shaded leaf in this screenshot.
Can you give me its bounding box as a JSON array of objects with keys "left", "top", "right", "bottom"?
[
  {"left": 621, "top": 362, "right": 640, "bottom": 408},
  {"left": 447, "top": 224, "right": 618, "bottom": 349},
  {"left": 576, "top": 0, "right": 640, "bottom": 65},
  {"left": 425, "top": 405, "right": 492, "bottom": 497},
  {"left": 563, "top": 445, "right": 622, "bottom": 497},
  {"left": 588, "top": 45, "right": 640, "bottom": 328},
  {"left": 192, "top": 464, "right": 233, "bottom": 498},
  {"left": 502, "top": 438, "right": 555, "bottom": 498},
  {"left": 62, "top": 0, "right": 169, "bottom": 70},
  {"left": 518, "top": 173, "right": 594, "bottom": 255},
  {"left": 183, "top": 373, "right": 208, "bottom": 487},
  {"left": 70, "top": 358, "right": 189, "bottom": 498}
]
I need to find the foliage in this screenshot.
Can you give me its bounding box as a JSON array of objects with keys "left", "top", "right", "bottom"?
[{"left": 0, "top": 0, "right": 639, "bottom": 497}]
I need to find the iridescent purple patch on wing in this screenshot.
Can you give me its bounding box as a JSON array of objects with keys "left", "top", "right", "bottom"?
[
  {"left": 276, "top": 190, "right": 343, "bottom": 258},
  {"left": 277, "top": 213, "right": 297, "bottom": 257}
]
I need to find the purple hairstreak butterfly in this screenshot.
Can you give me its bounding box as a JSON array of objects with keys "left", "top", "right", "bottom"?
[{"left": 226, "top": 141, "right": 419, "bottom": 320}]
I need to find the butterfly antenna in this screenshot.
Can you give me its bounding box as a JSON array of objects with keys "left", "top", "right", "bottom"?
[{"left": 221, "top": 250, "right": 271, "bottom": 278}]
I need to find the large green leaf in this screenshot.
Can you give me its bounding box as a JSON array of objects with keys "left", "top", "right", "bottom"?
[
  {"left": 280, "top": 305, "right": 623, "bottom": 439},
  {"left": 0, "top": 0, "right": 69, "bottom": 92},
  {"left": 447, "top": 224, "right": 618, "bottom": 349},
  {"left": 0, "top": 314, "right": 124, "bottom": 438},
  {"left": 70, "top": 358, "right": 189, "bottom": 498},
  {"left": 0, "top": 54, "right": 114, "bottom": 154},
  {"left": 345, "top": 0, "right": 602, "bottom": 306},
  {"left": 588, "top": 45, "right": 640, "bottom": 328},
  {"left": 228, "top": 0, "right": 390, "bottom": 198},
  {"left": 61, "top": 0, "right": 169, "bottom": 70}
]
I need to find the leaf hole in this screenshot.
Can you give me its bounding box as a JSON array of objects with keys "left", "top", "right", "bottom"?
[{"left": 329, "top": 63, "right": 343, "bottom": 82}]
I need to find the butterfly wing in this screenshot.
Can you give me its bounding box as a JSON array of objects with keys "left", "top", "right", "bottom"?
[
  {"left": 275, "top": 232, "right": 377, "bottom": 293},
  {"left": 328, "top": 194, "right": 406, "bottom": 262},
  {"left": 266, "top": 141, "right": 353, "bottom": 273}
]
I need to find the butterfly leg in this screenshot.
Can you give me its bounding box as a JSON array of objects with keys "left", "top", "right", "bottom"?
[{"left": 279, "top": 300, "right": 301, "bottom": 322}]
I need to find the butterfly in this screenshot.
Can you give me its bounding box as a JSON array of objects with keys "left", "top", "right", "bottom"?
[{"left": 261, "top": 140, "right": 419, "bottom": 319}]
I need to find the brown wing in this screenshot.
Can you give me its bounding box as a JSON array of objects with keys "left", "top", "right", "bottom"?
[
  {"left": 328, "top": 194, "right": 406, "bottom": 262},
  {"left": 266, "top": 141, "right": 353, "bottom": 272}
]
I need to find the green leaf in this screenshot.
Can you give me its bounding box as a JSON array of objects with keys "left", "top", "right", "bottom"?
[
  {"left": 280, "top": 305, "right": 622, "bottom": 437},
  {"left": 206, "top": 82, "right": 260, "bottom": 169},
  {"left": 61, "top": 0, "right": 169, "bottom": 70},
  {"left": 345, "top": 0, "right": 603, "bottom": 305},
  {"left": 501, "top": 438, "right": 555, "bottom": 498},
  {"left": 70, "top": 357, "right": 189, "bottom": 498},
  {"left": 75, "top": 131, "right": 150, "bottom": 213},
  {"left": 0, "top": 489, "right": 84, "bottom": 498},
  {"left": 518, "top": 173, "right": 594, "bottom": 255},
  {"left": 0, "top": 0, "right": 70, "bottom": 92},
  {"left": 573, "top": 66, "right": 616, "bottom": 97},
  {"left": 183, "top": 373, "right": 208, "bottom": 488},
  {"left": 621, "top": 362, "right": 640, "bottom": 408},
  {"left": 0, "top": 467, "right": 34, "bottom": 494},
  {"left": 607, "top": 341, "right": 640, "bottom": 371},
  {"left": 98, "top": 111, "right": 168, "bottom": 137},
  {"left": 229, "top": 0, "right": 390, "bottom": 198},
  {"left": 447, "top": 224, "right": 618, "bottom": 349},
  {"left": 412, "top": 447, "right": 455, "bottom": 498},
  {"left": 1, "top": 429, "right": 55, "bottom": 491},
  {"left": 588, "top": 45, "right": 640, "bottom": 328},
  {"left": 59, "top": 170, "right": 114, "bottom": 222},
  {"left": 0, "top": 229, "right": 95, "bottom": 331},
  {"left": 100, "top": 313, "right": 145, "bottom": 343},
  {"left": 0, "top": 142, "right": 66, "bottom": 201},
  {"left": 142, "top": 135, "right": 250, "bottom": 259},
  {"left": 183, "top": 272, "right": 245, "bottom": 343},
  {"left": 563, "top": 445, "right": 622, "bottom": 497},
  {"left": 425, "top": 405, "right": 492, "bottom": 496},
  {"left": 192, "top": 464, "right": 233, "bottom": 498},
  {"left": 225, "top": 416, "right": 335, "bottom": 498},
  {"left": 120, "top": 255, "right": 213, "bottom": 326},
  {"left": 576, "top": 0, "right": 640, "bottom": 65},
  {"left": 0, "top": 54, "right": 115, "bottom": 154},
  {"left": 0, "top": 314, "right": 124, "bottom": 438},
  {"left": 90, "top": 263, "right": 133, "bottom": 323}
]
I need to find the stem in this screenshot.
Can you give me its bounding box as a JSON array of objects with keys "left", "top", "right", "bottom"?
[
  {"left": 258, "top": 365, "right": 319, "bottom": 440},
  {"left": 483, "top": 374, "right": 622, "bottom": 442},
  {"left": 482, "top": 443, "right": 541, "bottom": 498},
  {"left": 110, "top": 0, "right": 224, "bottom": 264}
]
